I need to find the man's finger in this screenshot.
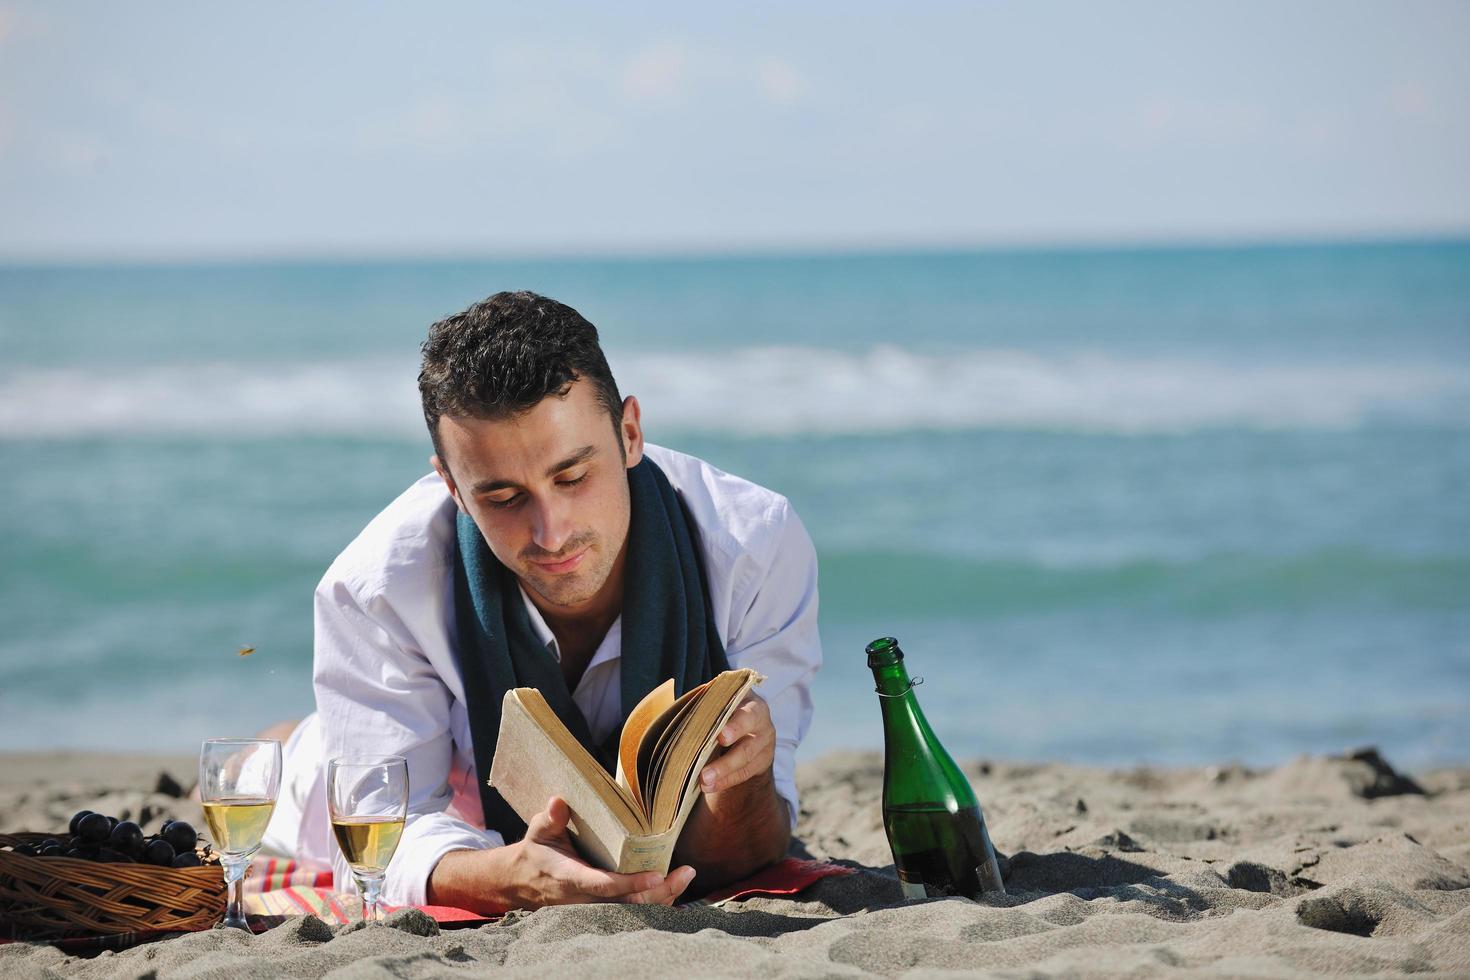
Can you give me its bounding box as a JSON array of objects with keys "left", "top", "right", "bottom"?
[
  {"left": 573, "top": 865, "right": 668, "bottom": 901},
  {"left": 717, "top": 697, "right": 770, "bottom": 746},
  {"left": 700, "top": 729, "right": 772, "bottom": 793},
  {"left": 626, "top": 865, "right": 695, "bottom": 906},
  {"left": 526, "top": 796, "right": 571, "bottom": 842}
]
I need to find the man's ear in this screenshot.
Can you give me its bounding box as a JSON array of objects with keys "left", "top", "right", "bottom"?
[
  {"left": 621, "top": 395, "right": 645, "bottom": 468},
  {"left": 431, "top": 454, "right": 467, "bottom": 513}
]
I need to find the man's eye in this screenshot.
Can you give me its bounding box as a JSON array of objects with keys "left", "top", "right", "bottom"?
[
  {"left": 487, "top": 494, "right": 521, "bottom": 509},
  {"left": 558, "top": 474, "right": 587, "bottom": 489}
]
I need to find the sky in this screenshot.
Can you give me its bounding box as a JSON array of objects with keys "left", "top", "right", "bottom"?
[{"left": 1, "top": 0, "right": 1467, "bottom": 261}]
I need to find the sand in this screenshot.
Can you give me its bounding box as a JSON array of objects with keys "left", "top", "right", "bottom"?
[{"left": 2, "top": 747, "right": 1468, "bottom": 978}]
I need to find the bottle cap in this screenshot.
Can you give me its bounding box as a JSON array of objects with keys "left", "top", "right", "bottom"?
[{"left": 865, "top": 636, "right": 904, "bottom": 667}]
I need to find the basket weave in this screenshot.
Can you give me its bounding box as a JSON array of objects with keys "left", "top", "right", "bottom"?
[{"left": 0, "top": 832, "right": 227, "bottom": 938}]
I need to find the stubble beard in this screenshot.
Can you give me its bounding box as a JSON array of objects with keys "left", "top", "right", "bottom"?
[{"left": 519, "top": 531, "right": 612, "bottom": 607}]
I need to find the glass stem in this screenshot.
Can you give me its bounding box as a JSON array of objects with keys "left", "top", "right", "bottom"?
[
  {"left": 222, "top": 858, "right": 250, "bottom": 930},
  {"left": 357, "top": 873, "right": 385, "bottom": 924}
]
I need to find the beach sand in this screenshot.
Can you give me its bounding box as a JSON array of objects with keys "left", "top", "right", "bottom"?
[{"left": 2, "top": 748, "right": 1468, "bottom": 978}]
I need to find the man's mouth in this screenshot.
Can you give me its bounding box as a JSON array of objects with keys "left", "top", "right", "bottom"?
[{"left": 529, "top": 549, "right": 587, "bottom": 575}]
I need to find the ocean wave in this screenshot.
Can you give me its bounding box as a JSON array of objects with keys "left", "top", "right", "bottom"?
[
  {"left": 1, "top": 346, "right": 1465, "bottom": 438},
  {"left": 816, "top": 547, "right": 1470, "bottom": 617}
]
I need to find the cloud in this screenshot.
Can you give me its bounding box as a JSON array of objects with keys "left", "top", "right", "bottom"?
[
  {"left": 619, "top": 42, "right": 810, "bottom": 112},
  {"left": 1388, "top": 80, "right": 1434, "bottom": 120},
  {"left": 886, "top": 102, "right": 941, "bottom": 140},
  {"left": 1116, "top": 95, "right": 1268, "bottom": 149},
  {"left": 42, "top": 129, "right": 110, "bottom": 175},
  {"left": 352, "top": 56, "right": 628, "bottom": 162},
  {"left": 755, "top": 58, "right": 807, "bottom": 107},
  {"left": 0, "top": 3, "right": 50, "bottom": 46},
  {"left": 621, "top": 41, "right": 692, "bottom": 104},
  {"left": 390, "top": 94, "right": 479, "bottom": 153}
]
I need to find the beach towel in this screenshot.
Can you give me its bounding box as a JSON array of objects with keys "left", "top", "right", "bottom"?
[{"left": 241, "top": 856, "right": 854, "bottom": 930}]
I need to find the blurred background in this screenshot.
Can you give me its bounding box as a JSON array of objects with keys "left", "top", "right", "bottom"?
[{"left": 1, "top": 1, "right": 1466, "bottom": 769}]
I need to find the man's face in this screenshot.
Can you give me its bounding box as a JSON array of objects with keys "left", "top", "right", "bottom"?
[{"left": 433, "top": 379, "right": 643, "bottom": 615}]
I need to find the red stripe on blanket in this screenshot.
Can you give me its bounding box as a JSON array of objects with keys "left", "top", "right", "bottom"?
[
  {"left": 698, "top": 857, "right": 856, "bottom": 904},
  {"left": 244, "top": 858, "right": 335, "bottom": 893},
  {"left": 283, "top": 886, "right": 322, "bottom": 917},
  {"left": 239, "top": 856, "right": 851, "bottom": 927}
]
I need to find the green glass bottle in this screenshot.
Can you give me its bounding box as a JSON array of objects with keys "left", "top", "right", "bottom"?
[{"left": 868, "top": 636, "right": 1005, "bottom": 899}]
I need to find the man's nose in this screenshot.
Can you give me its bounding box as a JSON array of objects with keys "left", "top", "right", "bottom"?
[{"left": 529, "top": 494, "right": 572, "bottom": 555}]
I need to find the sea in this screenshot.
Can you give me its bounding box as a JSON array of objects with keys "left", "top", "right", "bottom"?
[{"left": 2, "top": 241, "right": 1467, "bottom": 771}]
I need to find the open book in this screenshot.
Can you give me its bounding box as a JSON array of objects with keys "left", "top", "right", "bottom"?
[{"left": 487, "top": 668, "right": 761, "bottom": 874}]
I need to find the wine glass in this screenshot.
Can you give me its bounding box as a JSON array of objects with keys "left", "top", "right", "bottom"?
[
  {"left": 198, "top": 738, "right": 282, "bottom": 931},
  {"left": 327, "top": 756, "right": 409, "bottom": 925}
]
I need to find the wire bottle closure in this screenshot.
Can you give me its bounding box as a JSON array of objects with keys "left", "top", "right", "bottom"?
[{"left": 875, "top": 676, "right": 924, "bottom": 698}]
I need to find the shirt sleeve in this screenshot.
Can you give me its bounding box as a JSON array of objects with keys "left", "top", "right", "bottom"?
[
  {"left": 312, "top": 576, "right": 503, "bottom": 907},
  {"left": 721, "top": 500, "right": 822, "bottom": 828}
]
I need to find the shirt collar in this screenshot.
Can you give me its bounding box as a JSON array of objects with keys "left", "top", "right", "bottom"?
[
  {"left": 517, "top": 584, "right": 623, "bottom": 673},
  {"left": 518, "top": 584, "right": 560, "bottom": 660}
]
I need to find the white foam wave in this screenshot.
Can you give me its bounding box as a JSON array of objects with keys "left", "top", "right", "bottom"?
[{"left": 1, "top": 347, "right": 1465, "bottom": 439}]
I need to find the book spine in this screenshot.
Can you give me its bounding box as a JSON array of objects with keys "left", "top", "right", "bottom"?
[{"left": 616, "top": 831, "right": 677, "bottom": 875}]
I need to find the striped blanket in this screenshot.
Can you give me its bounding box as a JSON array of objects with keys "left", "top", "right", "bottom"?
[{"left": 243, "top": 856, "right": 853, "bottom": 930}]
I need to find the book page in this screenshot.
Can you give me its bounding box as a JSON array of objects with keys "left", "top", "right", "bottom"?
[
  {"left": 637, "top": 678, "right": 711, "bottom": 799},
  {"left": 650, "top": 669, "right": 759, "bottom": 831},
  {"left": 615, "top": 678, "right": 675, "bottom": 819},
  {"left": 638, "top": 680, "right": 709, "bottom": 807}
]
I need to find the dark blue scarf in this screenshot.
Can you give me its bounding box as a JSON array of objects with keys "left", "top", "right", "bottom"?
[{"left": 451, "top": 456, "right": 729, "bottom": 842}]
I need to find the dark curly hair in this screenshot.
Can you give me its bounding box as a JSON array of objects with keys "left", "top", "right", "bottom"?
[{"left": 418, "top": 290, "right": 624, "bottom": 465}]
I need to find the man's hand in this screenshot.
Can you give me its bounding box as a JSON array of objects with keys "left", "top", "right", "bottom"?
[
  {"left": 699, "top": 694, "right": 776, "bottom": 795},
  {"left": 426, "top": 797, "right": 695, "bottom": 914},
  {"left": 675, "top": 693, "right": 790, "bottom": 892},
  {"left": 516, "top": 797, "right": 696, "bottom": 907}
]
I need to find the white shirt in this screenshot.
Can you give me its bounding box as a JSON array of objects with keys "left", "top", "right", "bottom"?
[{"left": 264, "top": 444, "right": 821, "bottom": 906}]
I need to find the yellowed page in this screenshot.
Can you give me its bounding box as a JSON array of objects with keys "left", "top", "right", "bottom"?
[
  {"left": 615, "top": 678, "right": 675, "bottom": 819},
  {"left": 651, "top": 669, "right": 758, "bottom": 831},
  {"left": 639, "top": 681, "right": 708, "bottom": 807}
]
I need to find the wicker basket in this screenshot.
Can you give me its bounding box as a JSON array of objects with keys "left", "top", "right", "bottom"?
[{"left": 0, "top": 832, "right": 227, "bottom": 939}]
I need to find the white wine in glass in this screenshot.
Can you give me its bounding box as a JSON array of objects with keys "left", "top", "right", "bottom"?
[
  {"left": 327, "top": 756, "right": 408, "bottom": 924},
  {"left": 199, "top": 738, "right": 282, "bottom": 931}
]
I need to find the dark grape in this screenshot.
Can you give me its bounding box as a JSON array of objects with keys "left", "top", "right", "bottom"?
[
  {"left": 109, "top": 821, "right": 145, "bottom": 855},
  {"left": 77, "top": 812, "right": 111, "bottom": 844},
  {"left": 40, "top": 844, "right": 64, "bottom": 857},
  {"left": 40, "top": 838, "right": 61, "bottom": 850},
  {"left": 170, "top": 851, "right": 201, "bottom": 868},
  {"left": 69, "top": 810, "right": 95, "bottom": 835},
  {"left": 65, "top": 848, "right": 84, "bottom": 858},
  {"left": 105, "top": 816, "right": 118, "bottom": 832},
  {"left": 162, "top": 821, "right": 197, "bottom": 853},
  {"left": 14, "top": 843, "right": 38, "bottom": 856},
  {"left": 144, "top": 838, "right": 176, "bottom": 866},
  {"left": 97, "top": 847, "right": 134, "bottom": 863}
]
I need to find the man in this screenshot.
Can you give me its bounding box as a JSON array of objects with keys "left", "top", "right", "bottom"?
[{"left": 263, "top": 291, "right": 821, "bottom": 913}]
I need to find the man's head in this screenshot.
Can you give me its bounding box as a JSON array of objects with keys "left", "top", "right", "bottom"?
[
  {"left": 420, "top": 291, "right": 643, "bottom": 615},
  {"left": 419, "top": 290, "right": 625, "bottom": 463}
]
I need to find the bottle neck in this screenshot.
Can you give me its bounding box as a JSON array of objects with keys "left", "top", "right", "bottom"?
[
  {"left": 871, "top": 658, "right": 918, "bottom": 700},
  {"left": 871, "top": 658, "right": 934, "bottom": 738},
  {"left": 868, "top": 637, "right": 933, "bottom": 737}
]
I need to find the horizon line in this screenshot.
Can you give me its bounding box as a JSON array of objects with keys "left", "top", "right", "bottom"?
[{"left": 2, "top": 228, "right": 1468, "bottom": 271}]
